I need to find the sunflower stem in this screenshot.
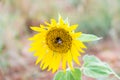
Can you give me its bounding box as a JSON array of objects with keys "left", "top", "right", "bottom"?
[{"left": 113, "top": 72, "right": 120, "bottom": 79}]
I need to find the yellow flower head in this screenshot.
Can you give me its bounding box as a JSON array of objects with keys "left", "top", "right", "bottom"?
[{"left": 29, "top": 16, "right": 86, "bottom": 73}]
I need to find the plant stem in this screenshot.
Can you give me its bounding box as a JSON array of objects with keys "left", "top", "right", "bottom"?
[{"left": 113, "top": 72, "right": 120, "bottom": 79}]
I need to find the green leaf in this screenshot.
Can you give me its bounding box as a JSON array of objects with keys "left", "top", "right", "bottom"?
[
  {"left": 83, "top": 55, "right": 113, "bottom": 78},
  {"left": 78, "top": 34, "right": 102, "bottom": 42},
  {"left": 53, "top": 68, "right": 82, "bottom": 80},
  {"left": 53, "top": 71, "right": 65, "bottom": 80}
]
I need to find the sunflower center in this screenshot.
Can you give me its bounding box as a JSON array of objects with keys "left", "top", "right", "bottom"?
[
  {"left": 46, "top": 28, "right": 72, "bottom": 53},
  {"left": 56, "top": 37, "right": 62, "bottom": 44}
]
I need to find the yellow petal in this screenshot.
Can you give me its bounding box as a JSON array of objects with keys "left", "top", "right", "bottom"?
[
  {"left": 72, "top": 32, "right": 82, "bottom": 38},
  {"left": 75, "top": 40, "right": 87, "bottom": 48},
  {"left": 35, "top": 48, "right": 48, "bottom": 65},
  {"left": 30, "top": 26, "right": 46, "bottom": 32},
  {"left": 29, "top": 41, "right": 45, "bottom": 52},
  {"left": 62, "top": 54, "right": 67, "bottom": 71},
  {"left": 51, "top": 19, "right": 57, "bottom": 26},
  {"left": 71, "top": 45, "right": 80, "bottom": 65},
  {"left": 69, "top": 24, "right": 78, "bottom": 31},
  {"left": 28, "top": 33, "right": 46, "bottom": 41},
  {"left": 68, "top": 62, "right": 73, "bottom": 70},
  {"left": 59, "top": 17, "right": 64, "bottom": 25},
  {"left": 41, "top": 51, "right": 53, "bottom": 70},
  {"left": 52, "top": 53, "right": 61, "bottom": 73},
  {"left": 66, "top": 51, "right": 72, "bottom": 63},
  {"left": 40, "top": 24, "right": 46, "bottom": 28},
  {"left": 45, "top": 21, "right": 51, "bottom": 27},
  {"left": 47, "top": 53, "right": 56, "bottom": 72},
  {"left": 73, "top": 41, "right": 85, "bottom": 53},
  {"left": 35, "top": 52, "right": 45, "bottom": 65}
]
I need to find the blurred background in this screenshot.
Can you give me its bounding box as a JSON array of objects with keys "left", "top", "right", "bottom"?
[{"left": 0, "top": 0, "right": 120, "bottom": 80}]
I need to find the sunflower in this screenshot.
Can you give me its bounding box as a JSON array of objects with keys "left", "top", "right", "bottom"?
[{"left": 29, "top": 16, "right": 86, "bottom": 73}]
